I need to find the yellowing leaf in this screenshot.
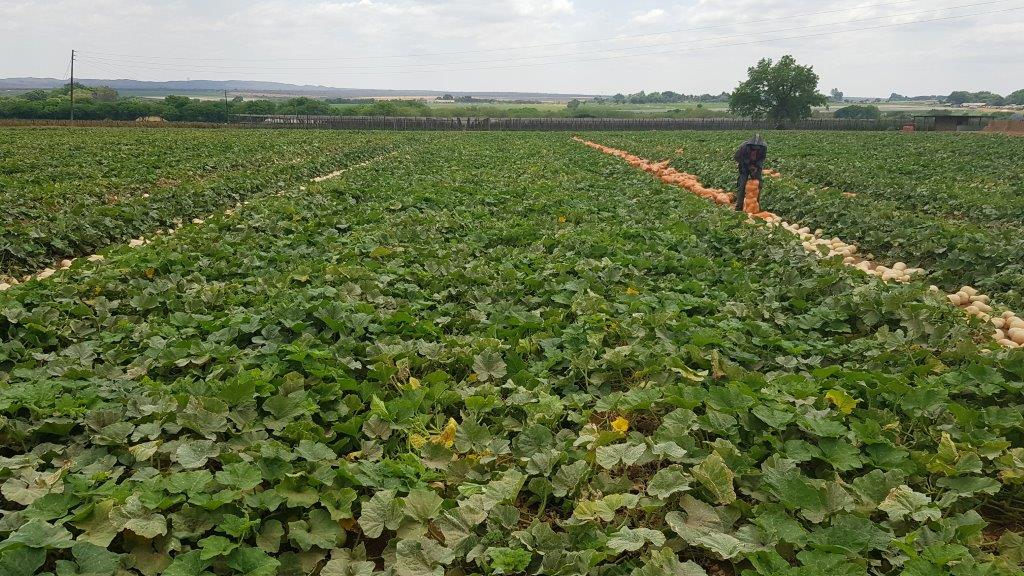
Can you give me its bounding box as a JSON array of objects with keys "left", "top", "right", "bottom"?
[
  {"left": 611, "top": 417, "right": 630, "bottom": 434},
  {"left": 433, "top": 418, "right": 457, "bottom": 448},
  {"left": 625, "top": 287, "right": 639, "bottom": 296},
  {"left": 408, "top": 376, "right": 421, "bottom": 390},
  {"left": 826, "top": 389, "right": 858, "bottom": 415}
]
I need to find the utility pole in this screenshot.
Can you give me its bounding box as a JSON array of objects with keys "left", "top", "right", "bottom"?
[{"left": 70, "top": 49, "right": 75, "bottom": 122}]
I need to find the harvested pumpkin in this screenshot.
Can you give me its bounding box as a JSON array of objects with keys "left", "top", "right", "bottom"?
[{"left": 743, "top": 179, "right": 761, "bottom": 214}]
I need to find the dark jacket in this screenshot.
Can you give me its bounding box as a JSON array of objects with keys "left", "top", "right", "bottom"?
[{"left": 734, "top": 135, "right": 767, "bottom": 174}]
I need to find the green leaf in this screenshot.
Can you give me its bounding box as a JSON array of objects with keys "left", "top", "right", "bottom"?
[
  {"left": 395, "top": 537, "right": 455, "bottom": 576},
  {"left": 485, "top": 547, "right": 533, "bottom": 575},
  {"left": 215, "top": 462, "right": 263, "bottom": 490},
  {"left": 288, "top": 508, "right": 345, "bottom": 551},
  {"left": 198, "top": 535, "right": 238, "bottom": 560},
  {"left": 1, "top": 475, "right": 51, "bottom": 506},
  {"left": 647, "top": 465, "right": 692, "bottom": 499},
  {"left": 934, "top": 476, "right": 1000, "bottom": 497},
  {"left": 174, "top": 439, "right": 219, "bottom": 469},
  {"left": 0, "top": 548, "right": 46, "bottom": 576},
  {"left": 631, "top": 548, "right": 708, "bottom": 576},
  {"left": 810, "top": 514, "right": 892, "bottom": 553},
  {"left": 665, "top": 508, "right": 749, "bottom": 560},
  {"left": 574, "top": 493, "right": 640, "bottom": 522},
  {"left": 878, "top": 485, "right": 940, "bottom": 522},
  {"left": 997, "top": 531, "right": 1024, "bottom": 566},
  {"left": 359, "top": 490, "right": 404, "bottom": 538},
  {"left": 551, "top": 461, "right": 589, "bottom": 497},
  {"left": 296, "top": 439, "right": 337, "bottom": 462},
  {"left": 0, "top": 519, "right": 74, "bottom": 551},
  {"left": 225, "top": 547, "right": 280, "bottom": 576},
  {"left": 606, "top": 527, "right": 666, "bottom": 554},
  {"left": 404, "top": 489, "right": 444, "bottom": 522},
  {"left": 751, "top": 405, "right": 794, "bottom": 429},
  {"left": 650, "top": 441, "right": 688, "bottom": 462},
  {"left": 322, "top": 551, "right": 375, "bottom": 576},
  {"left": 255, "top": 519, "right": 284, "bottom": 553},
  {"left": 472, "top": 351, "right": 507, "bottom": 382},
  {"left": 162, "top": 550, "right": 209, "bottom": 576},
  {"left": 115, "top": 495, "right": 167, "bottom": 539},
  {"left": 65, "top": 542, "right": 121, "bottom": 575},
  {"left": 761, "top": 458, "right": 827, "bottom": 513},
  {"left": 166, "top": 470, "right": 214, "bottom": 495},
  {"left": 596, "top": 443, "right": 646, "bottom": 469},
  {"left": 692, "top": 452, "right": 735, "bottom": 505}
]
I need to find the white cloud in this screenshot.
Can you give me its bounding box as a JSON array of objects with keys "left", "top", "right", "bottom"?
[
  {"left": 632, "top": 8, "right": 666, "bottom": 25},
  {"left": 510, "top": 0, "right": 575, "bottom": 16},
  {"left": 0, "top": 0, "right": 1019, "bottom": 95}
]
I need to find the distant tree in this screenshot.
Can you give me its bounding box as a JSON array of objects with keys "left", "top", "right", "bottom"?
[
  {"left": 1008, "top": 89, "right": 1024, "bottom": 105},
  {"left": 946, "top": 91, "right": 971, "bottom": 105},
  {"left": 830, "top": 88, "right": 844, "bottom": 102},
  {"left": 611, "top": 93, "right": 626, "bottom": 104},
  {"left": 947, "top": 90, "right": 1005, "bottom": 105},
  {"left": 57, "top": 82, "right": 88, "bottom": 95},
  {"left": 91, "top": 86, "right": 118, "bottom": 102},
  {"left": 566, "top": 98, "right": 582, "bottom": 110},
  {"left": 276, "top": 97, "right": 331, "bottom": 115},
  {"left": 20, "top": 90, "right": 49, "bottom": 101},
  {"left": 729, "top": 55, "right": 827, "bottom": 121},
  {"left": 834, "top": 104, "right": 881, "bottom": 119},
  {"left": 888, "top": 93, "right": 908, "bottom": 101},
  {"left": 164, "top": 95, "right": 192, "bottom": 108}
]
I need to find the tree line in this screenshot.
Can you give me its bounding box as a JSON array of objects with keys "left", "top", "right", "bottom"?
[
  {"left": 945, "top": 90, "right": 1024, "bottom": 106},
  {"left": 597, "top": 91, "right": 730, "bottom": 105},
  {"left": 0, "top": 86, "right": 448, "bottom": 122},
  {"left": 4, "top": 71, "right": 1020, "bottom": 124}
]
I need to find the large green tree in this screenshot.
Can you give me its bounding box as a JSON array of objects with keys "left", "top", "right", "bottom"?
[{"left": 729, "top": 55, "right": 827, "bottom": 121}]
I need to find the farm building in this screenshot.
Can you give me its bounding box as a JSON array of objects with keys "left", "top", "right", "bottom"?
[{"left": 913, "top": 114, "right": 989, "bottom": 131}]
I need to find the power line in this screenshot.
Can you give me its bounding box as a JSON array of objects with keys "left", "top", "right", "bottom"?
[
  {"left": 74, "top": 0, "right": 964, "bottom": 62},
  {"left": 73, "top": 4, "right": 1024, "bottom": 78}
]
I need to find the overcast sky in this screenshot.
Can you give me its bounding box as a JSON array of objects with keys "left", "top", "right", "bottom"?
[{"left": 2, "top": 0, "right": 1022, "bottom": 96}]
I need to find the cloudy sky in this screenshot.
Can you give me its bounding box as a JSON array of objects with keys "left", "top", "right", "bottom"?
[{"left": 2, "top": 0, "right": 1022, "bottom": 96}]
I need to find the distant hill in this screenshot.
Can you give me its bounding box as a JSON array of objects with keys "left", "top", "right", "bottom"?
[{"left": 0, "top": 77, "right": 598, "bottom": 101}]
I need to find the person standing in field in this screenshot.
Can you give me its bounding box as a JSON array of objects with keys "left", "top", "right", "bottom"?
[{"left": 734, "top": 134, "right": 767, "bottom": 212}]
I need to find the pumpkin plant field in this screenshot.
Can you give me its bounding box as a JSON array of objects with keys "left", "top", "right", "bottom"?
[
  {"left": 591, "top": 131, "right": 1024, "bottom": 309},
  {"left": 0, "top": 128, "right": 398, "bottom": 279},
  {"left": 0, "top": 128, "right": 1023, "bottom": 576}
]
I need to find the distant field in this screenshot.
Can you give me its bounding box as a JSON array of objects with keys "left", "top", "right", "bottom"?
[{"left": 328, "top": 99, "right": 734, "bottom": 118}]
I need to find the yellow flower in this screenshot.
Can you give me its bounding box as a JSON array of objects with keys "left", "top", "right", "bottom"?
[
  {"left": 408, "top": 376, "right": 421, "bottom": 390},
  {"left": 557, "top": 215, "right": 567, "bottom": 223},
  {"left": 433, "top": 418, "right": 458, "bottom": 448},
  {"left": 611, "top": 416, "right": 630, "bottom": 434},
  {"left": 626, "top": 287, "right": 639, "bottom": 296},
  {"left": 409, "top": 433, "right": 427, "bottom": 449}
]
